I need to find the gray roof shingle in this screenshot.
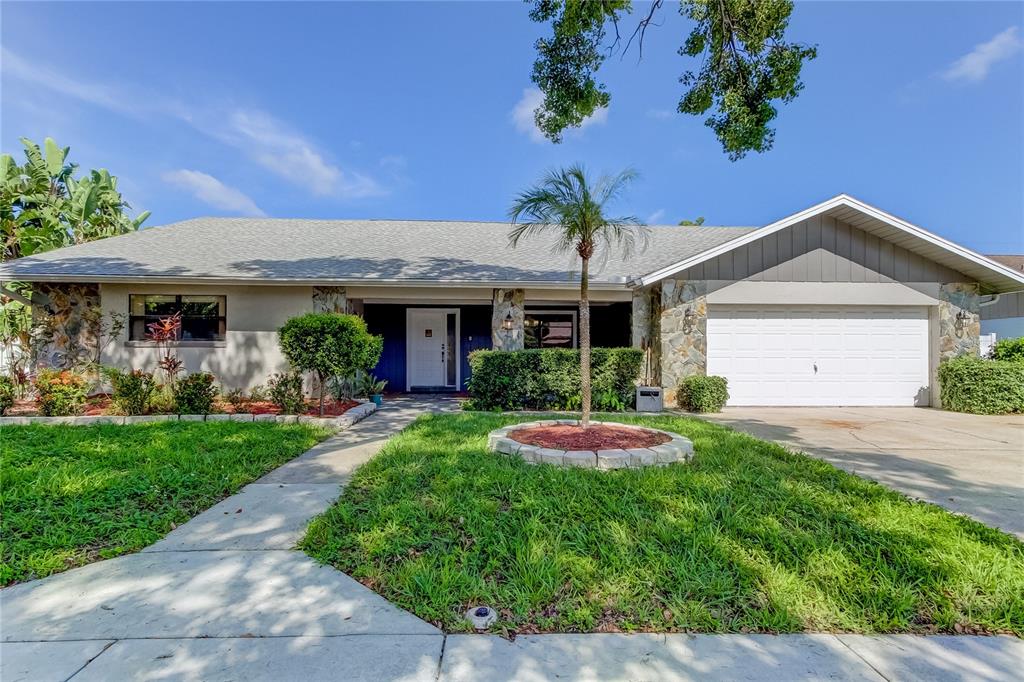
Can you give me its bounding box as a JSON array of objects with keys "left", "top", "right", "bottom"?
[{"left": 0, "top": 218, "right": 757, "bottom": 285}]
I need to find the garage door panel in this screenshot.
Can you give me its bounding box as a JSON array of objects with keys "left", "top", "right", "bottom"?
[{"left": 707, "top": 305, "right": 929, "bottom": 407}]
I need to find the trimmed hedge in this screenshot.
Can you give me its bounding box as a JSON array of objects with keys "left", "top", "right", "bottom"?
[
  {"left": 465, "top": 347, "right": 643, "bottom": 411},
  {"left": 938, "top": 356, "right": 1024, "bottom": 415},
  {"left": 990, "top": 337, "right": 1024, "bottom": 363},
  {"left": 677, "top": 375, "right": 729, "bottom": 413}
]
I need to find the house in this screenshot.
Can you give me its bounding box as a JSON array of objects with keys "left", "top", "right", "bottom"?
[
  {"left": 981, "top": 255, "right": 1024, "bottom": 339},
  {"left": 2, "top": 194, "right": 1023, "bottom": 407}
]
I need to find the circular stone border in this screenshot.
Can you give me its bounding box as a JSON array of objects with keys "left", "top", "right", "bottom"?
[{"left": 487, "top": 420, "right": 693, "bottom": 470}]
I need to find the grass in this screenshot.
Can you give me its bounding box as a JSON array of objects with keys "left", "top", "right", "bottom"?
[
  {"left": 301, "top": 412, "right": 1024, "bottom": 635},
  {"left": 1, "top": 421, "right": 330, "bottom": 585}
]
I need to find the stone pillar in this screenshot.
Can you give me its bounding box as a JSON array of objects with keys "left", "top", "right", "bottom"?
[
  {"left": 313, "top": 286, "right": 349, "bottom": 314},
  {"left": 31, "top": 283, "right": 100, "bottom": 370},
  {"left": 938, "top": 283, "right": 981, "bottom": 360},
  {"left": 631, "top": 285, "right": 662, "bottom": 384},
  {"left": 659, "top": 279, "right": 707, "bottom": 404},
  {"left": 491, "top": 288, "right": 525, "bottom": 350}
]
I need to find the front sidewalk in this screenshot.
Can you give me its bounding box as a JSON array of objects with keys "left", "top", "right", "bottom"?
[{"left": 2, "top": 399, "right": 1020, "bottom": 681}]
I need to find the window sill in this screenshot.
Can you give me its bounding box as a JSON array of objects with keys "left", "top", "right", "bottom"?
[{"left": 124, "top": 340, "right": 226, "bottom": 348}]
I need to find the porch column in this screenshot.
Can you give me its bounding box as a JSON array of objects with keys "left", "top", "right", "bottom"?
[
  {"left": 631, "top": 284, "right": 661, "bottom": 385},
  {"left": 491, "top": 288, "right": 525, "bottom": 350},
  {"left": 938, "top": 283, "right": 981, "bottom": 360},
  {"left": 659, "top": 279, "right": 707, "bottom": 404}
]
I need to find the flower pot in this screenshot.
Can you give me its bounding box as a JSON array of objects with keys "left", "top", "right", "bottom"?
[{"left": 371, "top": 394, "right": 383, "bottom": 407}]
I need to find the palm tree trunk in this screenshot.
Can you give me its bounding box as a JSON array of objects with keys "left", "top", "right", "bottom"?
[{"left": 579, "top": 256, "right": 591, "bottom": 429}]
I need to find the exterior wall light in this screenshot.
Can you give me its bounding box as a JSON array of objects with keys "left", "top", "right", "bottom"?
[
  {"left": 502, "top": 313, "right": 514, "bottom": 330},
  {"left": 682, "top": 307, "right": 697, "bottom": 334}
]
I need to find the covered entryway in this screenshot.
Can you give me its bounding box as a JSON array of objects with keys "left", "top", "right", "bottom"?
[
  {"left": 406, "top": 308, "right": 460, "bottom": 391},
  {"left": 706, "top": 305, "right": 930, "bottom": 406}
]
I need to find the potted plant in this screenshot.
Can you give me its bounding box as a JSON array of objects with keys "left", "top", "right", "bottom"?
[{"left": 359, "top": 373, "right": 388, "bottom": 406}]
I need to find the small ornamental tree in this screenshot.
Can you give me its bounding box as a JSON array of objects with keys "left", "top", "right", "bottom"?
[{"left": 278, "top": 313, "right": 383, "bottom": 416}]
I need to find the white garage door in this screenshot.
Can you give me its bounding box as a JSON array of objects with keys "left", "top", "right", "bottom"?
[{"left": 706, "top": 306, "right": 930, "bottom": 406}]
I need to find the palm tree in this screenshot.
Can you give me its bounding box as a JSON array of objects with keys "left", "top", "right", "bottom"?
[{"left": 509, "top": 165, "right": 646, "bottom": 428}]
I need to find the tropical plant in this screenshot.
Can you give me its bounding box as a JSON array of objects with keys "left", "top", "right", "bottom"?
[
  {"left": 104, "top": 367, "right": 158, "bottom": 416},
  {"left": 278, "top": 313, "right": 383, "bottom": 416},
  {"left": 33, "top": 368, "right": 88, "bottom": 416},
  {"left": 267, "top": 371, "right": 306, "bottom": 414},
  {"left": 172, "top": 372, "right": 218, "bottom": 415},
  {"left": 1, "top": 137, "right": 149, "bottom": 261},
  {"left": 357, "top": 373, "right": 388, "bottom": 398},
  {"left": 525, "top": 0, "right": 817, "bottom": 159},
  {"left": 508, "top": 165, "right": 646, "bottom": 427},
  {"left": 0, "top": 375, "right": 15, "bottom": 415},
  {"left": 145, "top": 312, "right": 183, "bottom": 384}
]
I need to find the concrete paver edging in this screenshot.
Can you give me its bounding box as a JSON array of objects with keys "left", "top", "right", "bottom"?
[{"left": 0, "top": 401, "right": 378, "bottom": 428}]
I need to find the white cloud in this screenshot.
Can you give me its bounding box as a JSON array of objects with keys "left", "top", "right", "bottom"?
[
  {"left": 646, "top": 209, "right": 666, "bottom": 224},
  {"left": 2, "top": 49, "right": 384, "bottom": 200},
  {"left": 511, "top": 87, "right": 607, "bottom": 143},
  {"left": 162, "top": 169, "right": 265, "bottom": 217},
  {"left": 943, "top": 26, "right": 1022, "bottom": 82}
]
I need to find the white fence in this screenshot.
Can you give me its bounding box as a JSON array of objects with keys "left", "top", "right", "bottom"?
[{"left": 979, "top": 333, "right": 997, "bottom": 358}]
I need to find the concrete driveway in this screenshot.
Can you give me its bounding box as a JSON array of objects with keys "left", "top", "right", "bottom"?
[{"left": 697, "top": 407, "right": 1024, "bottom": 538}]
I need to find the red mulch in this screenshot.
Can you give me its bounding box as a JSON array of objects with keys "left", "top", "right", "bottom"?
[
  {"left": 508, "top": 423, "right": 670, "bottom": 450},
  {"left": 7, "top": 396, "right": 359, "bottom": 417}
]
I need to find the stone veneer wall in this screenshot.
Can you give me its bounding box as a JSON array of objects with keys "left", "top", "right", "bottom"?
[
  {"left": 659, "top": 279, "right": 707, "bottom": 403},
  {"left": 31, "top": 283, "right": 100, "bottom": 369},
  {"left": 631, "top": 285, "right": 661, "bottom": 384},
  {"left": 938, "top": 282, "right": 981, "bottom": 360},
  {"left": 491, "top": 288, "right": 525, "bottom": 350}
]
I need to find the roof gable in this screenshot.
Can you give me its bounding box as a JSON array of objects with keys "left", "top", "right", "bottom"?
[{"left": 634, "top": 194, "right": 1024, "bottom": 293}]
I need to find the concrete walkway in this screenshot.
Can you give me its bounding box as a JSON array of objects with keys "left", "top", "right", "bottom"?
[
  {"left": 694, "top": 407, "right": 1024, "bottom": 538},
  {"left": 3, "top": 398, "right": 1021, "bottom": 681}
]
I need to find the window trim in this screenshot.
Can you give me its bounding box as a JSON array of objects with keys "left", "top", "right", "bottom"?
[
  {"left": 128, "top": 294, "right": 227, "bottom": 343},
  {"left": 524, "top": 308, "right": 578, "bottom": 349}
]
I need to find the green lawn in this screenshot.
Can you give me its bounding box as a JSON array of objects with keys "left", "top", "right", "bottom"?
[
  {"left": 1, "top": 422, "right": 329, "bottom": 585},
  {"left": 301, "top": 413, "right": 1024, "bottom": 635}
]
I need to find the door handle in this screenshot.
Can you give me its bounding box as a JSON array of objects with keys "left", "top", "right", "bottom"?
[{"left": 813, "top": 362, "right": 818, "bottom": 375}]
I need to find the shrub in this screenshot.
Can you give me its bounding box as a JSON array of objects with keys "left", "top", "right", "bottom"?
[
  {"left": 0, "top": 375, "right": 15, "bottom": 416},
  {"left": 33, "top": 369, "right": 88, "bottom": 416},
  {"left": 106, "top": 368, "right": 157, "bottom": 415},
  {"left": 172, "top": 372, "right": 218, "bottom": 415},
  {"left": 279, "top": 313, "right": 383, "bottom": 415},
  {"left": 267, "top": 371, "right": 306, "bottom": 414},
  {"left": 938, "top": 356, "right": 1024, "bottom": 415},
  {"left": 677, "top": 375, "right": 729, "bottom": 413},
  {"left": 223, "top": 387, "right": 247, "bottom": 410},
  {"left": 990, "top": 337, "right": 1024, "bottom": 363},
  {"left": 465, "top": 347, "right": 643, "bottom": 411}
]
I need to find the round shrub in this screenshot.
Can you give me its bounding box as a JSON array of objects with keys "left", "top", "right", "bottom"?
[
  {"left": 33, "top": 369, "right": 88, "bottom": 416},
  {"left": 0, "top": 375, "right": 15, "bottom": 416},
  {"left": 676, "top": 375, "right": 729, "bottom": 413},
  {"left": 172, "top": 372, "right": 218, "bottom": 415},
  {"left": 267, "top": 371, "right": 306, "bottom": 414},
  {"left": 106, "top": 368, "right": 157, "bottom": 416},
  {"left": 278, "top": 313, "right": 383, "bottom": 415},
  {"left": 938, "top": 356, "right": 1024, "bottom": 415}
]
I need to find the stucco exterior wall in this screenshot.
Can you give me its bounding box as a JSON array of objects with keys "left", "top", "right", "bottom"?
[{"left": 99, "top": 284, "right": 314, "bottom": 390}]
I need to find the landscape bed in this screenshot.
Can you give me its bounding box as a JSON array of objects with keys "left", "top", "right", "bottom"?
[
  {"left": 301, "top": 412, "right": 1024, "bottom": 636},
  {"left": 0, "top": 421, "right": 331, "bottom": 585}
]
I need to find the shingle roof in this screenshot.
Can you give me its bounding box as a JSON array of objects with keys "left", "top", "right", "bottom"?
[
  {"left": 987, "top": 255, "right": 1024, "bottom": 272},
  {"left": 0, "top": 218, "right": 757, "bottom": 286}
]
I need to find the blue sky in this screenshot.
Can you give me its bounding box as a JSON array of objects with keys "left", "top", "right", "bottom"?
[{"left": 2, "top": 1, "right": 1022, "bottom": 254}]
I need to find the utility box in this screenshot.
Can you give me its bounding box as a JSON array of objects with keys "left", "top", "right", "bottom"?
[{"left": 635, "top": 386, "right": 664, "bottom": 413}]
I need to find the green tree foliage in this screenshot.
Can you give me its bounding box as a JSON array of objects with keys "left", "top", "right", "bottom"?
[
  {"left": 679, "top": 216, "right": 705, "bottom": 226},
  {"left": 278, "top": 313, "right": 383, "bottom": 416},
  {"left": 1, "top": 137, "right": 150, "bottom": 261},
  {"left": 527, "top": 0, "right": 817, "bottom": 158},
  {"left": 509, "top": 165, "right": 646, "bottom": 428}
]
